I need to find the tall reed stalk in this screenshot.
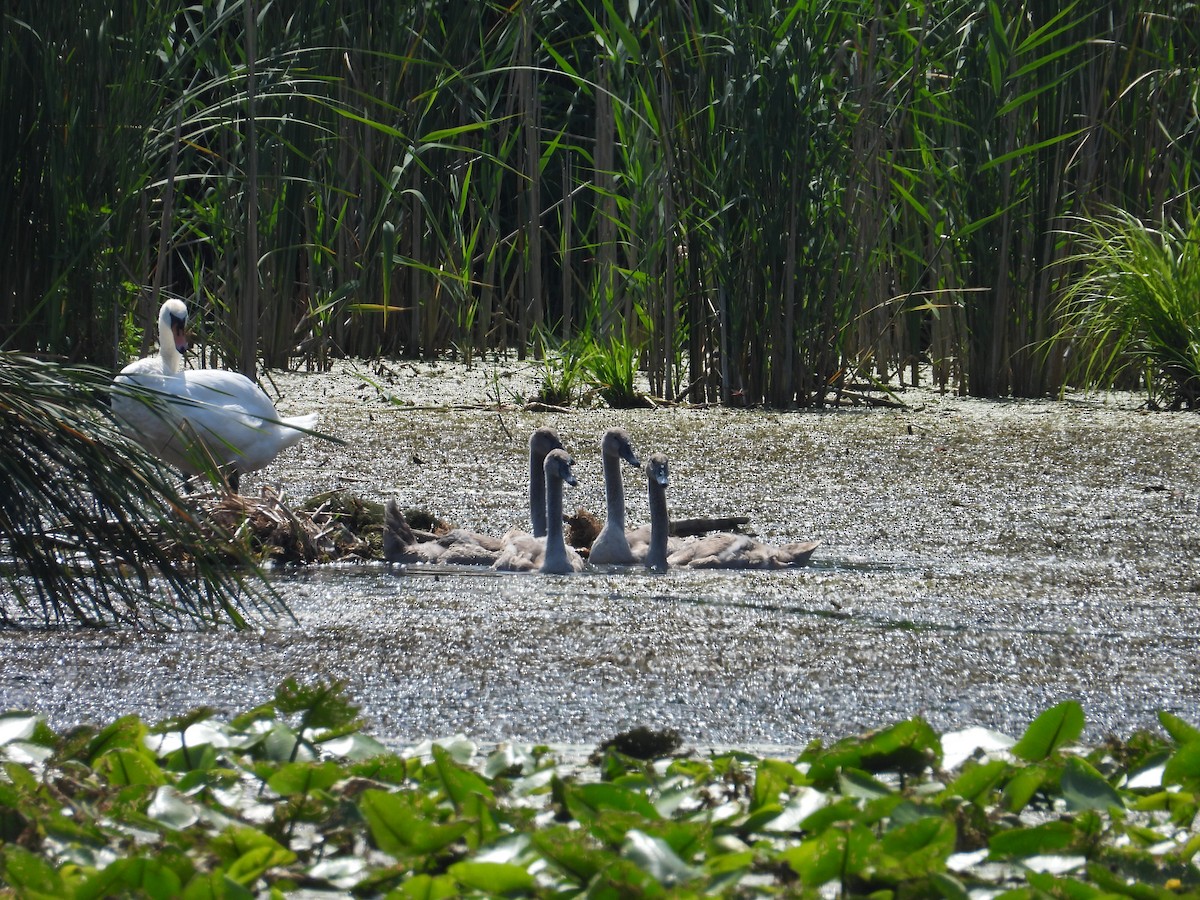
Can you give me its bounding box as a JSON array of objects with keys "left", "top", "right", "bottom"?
[{"left": 2, "top": 0, "right": 1197, "bottom": 404}]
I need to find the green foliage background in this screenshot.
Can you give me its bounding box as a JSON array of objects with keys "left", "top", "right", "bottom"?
[
  {"left": 2, "top": 684, "right": 1200, "bottom": 896},
  {"left": 2, "top": 0, "right": 1197, "bottom": 403}
]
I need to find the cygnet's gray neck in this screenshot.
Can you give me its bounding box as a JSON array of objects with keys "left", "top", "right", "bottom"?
[
  {"left": 542, "top": 472, "right": 568, "bottom": 569},
  {"left": 530, "top": 450, "right": 548, "bottom": 538},
  {"left": 603, "top": 449, "right": 627, "bottom": 529},
  {"left": 645, "top": 475, "right": 669, "bottom": 572}
]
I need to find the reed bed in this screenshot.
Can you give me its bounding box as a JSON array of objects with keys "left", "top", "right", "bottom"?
[{"left": 2, "top": 0, "right": 1197, "bottom": 404}]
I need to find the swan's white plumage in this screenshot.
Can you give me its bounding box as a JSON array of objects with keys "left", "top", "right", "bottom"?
[{"left": 111, "top": 299, "right": 316, "bottom": 484}]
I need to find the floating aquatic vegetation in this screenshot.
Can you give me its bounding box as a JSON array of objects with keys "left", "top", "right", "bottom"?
[{"left": 0, "top": 684, "right": 1196, "bottom": 896}]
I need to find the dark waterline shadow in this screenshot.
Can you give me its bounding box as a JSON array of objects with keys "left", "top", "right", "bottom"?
[
  {"left": 268, "top": 558, "right": 1195, "bottom": 647},
  {"left": 652, "top": 588, "right": 1198, "bottom": 645}
]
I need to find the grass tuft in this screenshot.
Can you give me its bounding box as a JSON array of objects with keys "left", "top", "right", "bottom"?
[
  {"left": 1055, "top": 208, "right": 1200, "bottom": 409},
  {"left": 581, "top": 331, "right": 653, "bottom": 409}
]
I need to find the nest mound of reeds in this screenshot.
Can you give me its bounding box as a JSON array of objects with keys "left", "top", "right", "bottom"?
[
  {"left": 188, "top": 487, "right": 385, "bottom": 565},
  {"left": 183, "top": 489, "right": 756, "bottom": 568}
]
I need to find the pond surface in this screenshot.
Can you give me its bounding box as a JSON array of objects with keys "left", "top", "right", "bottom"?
[{"left": 3, "top": 359, "right": 1199, "bottom": 752}]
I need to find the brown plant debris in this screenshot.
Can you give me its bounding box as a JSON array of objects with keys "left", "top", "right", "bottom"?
[
  {"left": 592, "top": 725, "right": 684, "bottom": 762},
  {"left": 188, "top": 487, "right": 382, "bottom": 565}
]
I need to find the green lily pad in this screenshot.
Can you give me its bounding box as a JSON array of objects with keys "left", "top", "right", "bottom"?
[{"left": 1012, "top": 702, "right": 1084, "bottom": 762}]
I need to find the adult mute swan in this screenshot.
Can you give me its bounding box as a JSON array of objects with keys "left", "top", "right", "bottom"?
[
  {"left": 587, "top": 427, "right": 643, "bottom": 565},
  {"left": 110, "top": 298, "right": 317, "bottom": 490},
  {"left": 643, "top": 453, "right": 820, "bottom": 570},
  {"left": 494, "top": 448, "right": 585, "bottom": 574}
]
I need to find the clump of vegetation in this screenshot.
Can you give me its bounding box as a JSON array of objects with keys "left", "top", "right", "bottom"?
[
  {"left": 2, "top": 683, "right": 1198, "bottom": 896},
  {"left": 593, "top": 725, "right": 682, "bottom": 761},
  {"left": 530, "top": 329, "right": 590, "bottom": 407},
  {"left": 530, "top": 328, "right": 655, "bottom": 409},
  {"left": 1056, "top": 208, "right": 1200, "bottom": 409},
  {"left": 0, "top": 353, "right": 281, "bottom": 628},
  {"left": 580, "top": 331, "right": 655, "bottom": 409},
  {"left": 202, "top": 488, "right": 382, "bottom": 565}
]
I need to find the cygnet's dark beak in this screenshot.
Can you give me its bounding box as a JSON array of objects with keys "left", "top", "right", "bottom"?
[
  {"left": 621, "top": 444, "right": 642, "bottom": 469},
  {"left": 655, "top": 463, "right": 670, "bottom": 487}
]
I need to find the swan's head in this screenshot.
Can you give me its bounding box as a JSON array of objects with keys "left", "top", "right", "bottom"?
[
  {"left": 601, "top": 427, "right": 641, "bottom": 469},
  {"left": 544, "top": 448, "right": 578, "bottom": 487},
  {"left": 159, "top": 299, "right": 189, "bottom": 354},
  {"left": 530, "top": 426, "right": 564, "bottom": 459},
  {"left": 646, "top": 453, "right": 669, "bottom": 489}
]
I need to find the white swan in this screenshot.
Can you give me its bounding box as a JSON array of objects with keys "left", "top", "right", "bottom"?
[
  {"left": 641, "top": 453, "right": 820, "bottom": 570},
  {"left": 586, "top": 428, "right": 643, "bottom": 565},
  {"left": 493, "top": 448, "right": 585, "bottom": 574},
  {"left": 111, "top": 299, "right": 317, "bottom": 490},
  {"left": 382, "top": 427, "right": 564, "bottom": 566}
]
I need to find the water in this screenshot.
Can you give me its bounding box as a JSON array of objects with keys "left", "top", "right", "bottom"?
[{"left": 2, "top": 359, "right": 1198, "bottom": 751}]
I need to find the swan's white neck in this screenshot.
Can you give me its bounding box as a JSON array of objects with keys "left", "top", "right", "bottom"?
[{"left": 159, "top": 317, "right": 184, "bottom": 375}]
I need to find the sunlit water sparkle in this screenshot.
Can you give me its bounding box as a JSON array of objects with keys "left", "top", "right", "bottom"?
[{"left": 2, "top": 359, "right": 1198, "bottom": 753}]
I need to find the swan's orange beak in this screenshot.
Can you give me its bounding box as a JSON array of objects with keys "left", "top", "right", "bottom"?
[{"left": 171, "top": 316, "right": 189, "bottom": 354}]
